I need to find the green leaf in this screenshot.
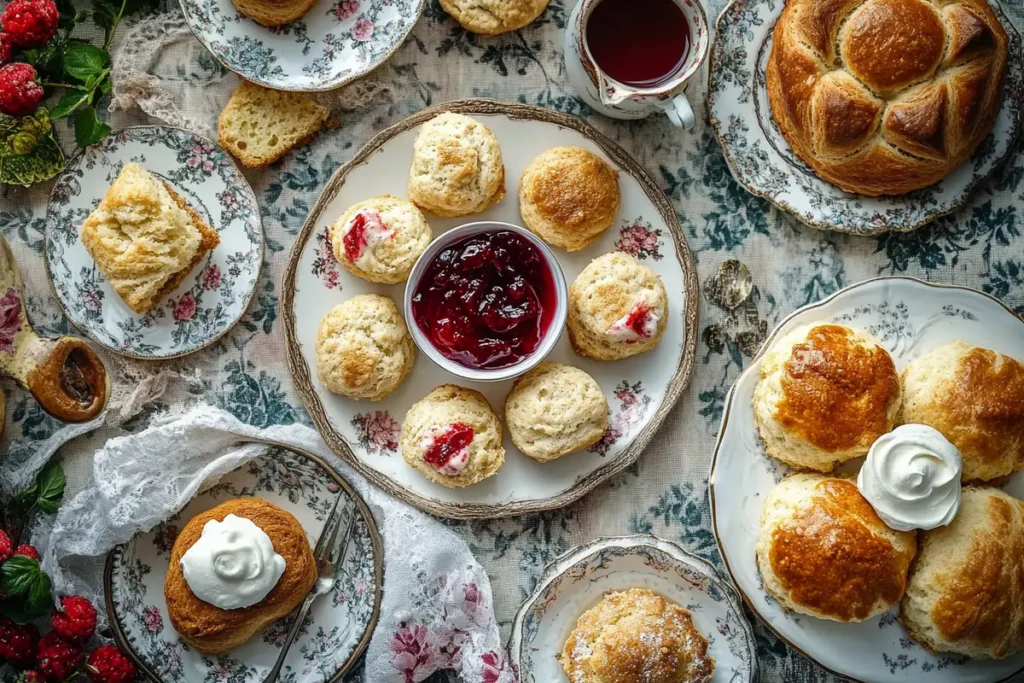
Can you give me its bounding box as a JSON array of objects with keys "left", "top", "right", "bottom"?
[
  {"left": 73, "top": 106, "right": 111, "bottom": 147},
  {"left": 25, "top": 571, "right": 53, "bottom": 614},
  {"left": 49, "top": 88, "right": 91, "bottom": 119},
  {"left": 63, "top": 42, "right": 108, "bottom": 82},
  {"left": 91, "top": 0, "right": 118, "bottom": 35},
  {"left": 0, "top": 597, "right": 46, "bottom": 624},
  {"left": 35, "top": 463, "right": 65, "bottom": 514},
  {"left": 0, "top": 557, "right": 44, "bottom": 597},
  {"left": 0, "top": 109, "right": 66, "bottom": 187}
]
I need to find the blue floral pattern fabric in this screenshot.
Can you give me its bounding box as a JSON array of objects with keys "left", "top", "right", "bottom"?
[{"left": 2, "top": 1, "right": 1023, "bottom": 681}]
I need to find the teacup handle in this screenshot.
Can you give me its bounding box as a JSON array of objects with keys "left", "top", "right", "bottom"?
[{"left": 658, "top": 93, "right": 696, "bottom": 130}]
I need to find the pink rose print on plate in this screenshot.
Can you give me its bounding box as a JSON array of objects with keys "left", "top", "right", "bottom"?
[
  {"left": 0, "top": 287, "right": 23, "bottom": 354},
  {"left": 615, "top": 218, "right": 663, "bottom": 261},
  {"left": 142, "top": 607, "right": 163, "bottom": 633},
  {"left": 174, "top": 294, "right": 197, "bottom": 321},
  {"left": 352, "top": 18, "right": 374, "bottom": 40},
  {"left": 588, "top": 380, "right": 653, "bottom": 456},
  {"left": 313, "top": 226, "right": 341, "bottom": 289},
  {"left": 332, "top": 0, "right": 359, "bottom": 19},
  {"left": 351, "top": 411, "right": 400, "bottom": 456},
  {"left": 201, "top": 264, "right": 222, "bottom": 290}
]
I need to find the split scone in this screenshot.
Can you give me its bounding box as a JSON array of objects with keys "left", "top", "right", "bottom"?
[
  {"left": 230, "top": 0, "right": 318, "bottom": 26},
  {"left": 81, "top": 163, "right": 220, "bottom": 314},
  {"left": 330, "top": 195, "right": 432, "bottom": 284},
  {"left": 165, "top": 498, "right": 316, "bottom": 655},
  {"left": 757, "top": 474, "right": 918, "bottom": 622},
  {"left": 439, "top": 0, "right": 550, "bottom": 35},
  {"left": 561, "top": 589, "right": 715, "bottom": 683},
  {"left": 753, "top": 323, "right": 901, "bottom": 471},
  {"left": 901, "top": 341, "right": 1024, "bottom": 482}
]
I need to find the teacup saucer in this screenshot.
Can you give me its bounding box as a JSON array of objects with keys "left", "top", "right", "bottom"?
[{"left": 44, "top": 126, "right": 264, "bottom": 360}]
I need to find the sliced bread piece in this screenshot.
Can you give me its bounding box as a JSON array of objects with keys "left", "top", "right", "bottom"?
[
  {"left": 218, "top": 82, "right": 331, "bottom": 168},
  {"left": 157, "top": 183, "right": 221, "bottom": 305}
]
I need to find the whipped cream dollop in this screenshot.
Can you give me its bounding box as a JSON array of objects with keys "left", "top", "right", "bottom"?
[
  {"left": 607, "top": 290, "right": 661, "bottom": 343},
  {"left": 180, "top": 514, "right": 286, "bottom": 610},
  {"left": 857, "top": 424, "right": 963, "bottom": 532},
  {"left": 342, "top": 208, "right": 394, "bottom": 269}
]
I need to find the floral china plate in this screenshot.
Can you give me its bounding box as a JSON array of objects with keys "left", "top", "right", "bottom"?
[
  {"left": 105, "top": 441, "right": 383, "bottom": 683},
  {"left": 710, "top": 277, "right": 1024, "bottom": 683},
  {"left": 180, "top": 0, "right": 423, "bottom": 91},
  {"left": 508, "top": 535, "right": 757, "bottom": 683},
  {"left": 282, "top": 99, "right": 700, "bottom": 519},
  {"left": 707, "top": 0, "right": 1023, "bottom": 235},
  {"left": 44, "top": 126, "right": 263, "bottom": 360}
]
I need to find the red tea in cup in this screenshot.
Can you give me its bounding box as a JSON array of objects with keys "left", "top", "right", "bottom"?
[{"left": 585, "top": 0, "right": 691, "bottom": 88}]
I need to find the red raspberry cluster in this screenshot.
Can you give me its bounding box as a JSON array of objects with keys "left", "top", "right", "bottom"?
[{"left": 0, "top": 0, "right": 58, "bottom": 116}]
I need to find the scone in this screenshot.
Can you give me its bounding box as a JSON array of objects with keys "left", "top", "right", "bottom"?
[
  {"left": 81, "top": 163, "right": 220, "bottom": 314},
  {"left": 901, "top": 487, "right": 1024, "bottom": 659},
  {"left": 218, "top": 81, "right": 331, "bottom": 168},
  {"left": 753, "top": 323, "right": 901, "bottom": 472},
  {"left": 519, "top": 146, "right": 620, "bottom": 252},
  {"left": 901, "top": 341, "right": 1024, "bottom": 482},
  {"left": 561, "top": 589, "right": 715, "bottom": 683},
  {"left": 165, "top": 498, "right": 317, "bottom": 655},
  {"left": 505, "top": 363, "right": 608, "bottom": 462},
  {"left": 329, "top": 195, "right": 432, "bottom": 284},
  {"left": 316, "top": 294, "right": 415, "bottom": 401},
  {"left": 401, "top": 385, "right": 504, "bottom": 488},
  {"left": 757, "top": 474, "right": 918, "bottom": 622},
  {"left": 567, "top": 252, "right": 668, "bottom": 361},
  {"left": 229, "top": 0, "right": 317, "bottom": 27},
  {"left": 439, "top": 0, "right": 549, "bottom": 35},
  {"left": 408, "top": 113, "right": 505, "bottom": 217}
]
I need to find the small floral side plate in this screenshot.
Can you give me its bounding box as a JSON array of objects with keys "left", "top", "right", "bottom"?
[
  {"left": 44, "top": 126, "right": 263, "bottom": 359},
  {"left": 105, "top": 443, "right": 383, "bottom": 683},
  {"left": 180, "top": 0, "right": 424, "bottom": 91},
  {"left": 710, "top": 277, "right": 1024, "bottom": 683},
  {"left": 707, "top": 0, "right": 1023, "bottom": 235},
  {"left": 509, "top": 535, "right": 757, "bottom": 683}
]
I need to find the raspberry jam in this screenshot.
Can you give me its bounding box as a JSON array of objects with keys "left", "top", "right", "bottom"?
[
  {"left": 411, "top": 230, "right": 557, "bottom": 370},
  {"left": 423, "top": 423, "right": 474, "bottom": 474},
  {"left": 342, "top": 209, "right": 391, "bottom": 262}
]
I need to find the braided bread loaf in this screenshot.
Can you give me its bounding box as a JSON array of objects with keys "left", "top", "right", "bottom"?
[{"left": 767, "top": 0, "right": 1008, "bottom": 196}]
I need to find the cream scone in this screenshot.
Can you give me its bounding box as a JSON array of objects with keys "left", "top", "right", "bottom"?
[
  {"left": 753, "top": 323, "right": 901, "bottom": 472},
  {"left": 505, "top": 363, "right": 608, "bottom": 462},
  {"left": 329, "top": 195, "right": 432, "bottom": 284},
  {"left": 439, "top": 0, "right": 550, "bottom": 35},
  {"left": 408, "top": 113, "right": 505, "bottom": 217},
  {"left": 901, "top": 341, "right": 1024, "bottom": 482},
  {"left": 315, "top": 294, "right": 415, "bottom": 401},
  {"left": 519, "top": 146, "right": 620, "bottom": 252},
  {"left": 567, "top": 252, "right": 668, "bottom": 361},
  {"left": 401, "top": 385, "right": 504, "bottom": 488},
  {"left": 757, "top": 473, "right": 918, "bottom": 623}
]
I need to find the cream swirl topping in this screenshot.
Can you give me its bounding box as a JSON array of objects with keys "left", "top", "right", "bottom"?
[
  {"left": 857, "top": 424, "right": 963, "bottom": 531},
  {"left": 180, "top": 514, "right": 286, "bottom": 610}
]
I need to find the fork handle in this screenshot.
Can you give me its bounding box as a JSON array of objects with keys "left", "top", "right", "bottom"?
[{"left": 265, "top": 595, "right": 316, "bottom": 683}]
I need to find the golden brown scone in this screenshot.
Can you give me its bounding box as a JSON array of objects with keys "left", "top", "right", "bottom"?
[
  {"left": 229, "top": 0, "right": 317, "bottom": 27},
  {"left": 159, "top": 184, "right": 221, "bottom": 302},
  {"left": 439, "top": 0, "right": 549, "bottom": 35},
  {"left": 901, "top": 341, "right": 1024, "bottom": 482},
  {"left": 902, "top": 487, "right": 1024, "bottom": 659},
  {"left": 757, "top": 474, "right": 918, "bottom": 622},
  {"left": 766, "top": 0, "right": 1008, "bottom": 196},
  {"left": 519, "top": 146, "right": 620, "bottom": 252},
  {"left": 329, "top": 195, "right": 432, "bottom": 285},
  {"left": 561, "top": 589, "right": 715, "bottom": 683},
  {"left": 753, "top": 323, "right": 902, "bottom": 472},
  {"left": 165, "top": 498, "right": 316, "bottom": 655}
]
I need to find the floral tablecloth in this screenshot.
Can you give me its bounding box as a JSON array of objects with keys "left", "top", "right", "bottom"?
[{"left": 2, "top": 1, "right": 1023, "bottom": 681}]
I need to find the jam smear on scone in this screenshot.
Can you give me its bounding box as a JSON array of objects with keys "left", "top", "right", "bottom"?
[{"left": 423, "top": 423, "right": 474, "bottom": 475}]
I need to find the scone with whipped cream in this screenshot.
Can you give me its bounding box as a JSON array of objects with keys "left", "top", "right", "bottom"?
[
  {"left": 330, "top": 195, "right": 432, "bottom": 284},
  {"left": 401, "top": 384, "right": 504, "bottom": 488},
  {"left": 567, "top": 252, "right": 668, "bottom": 361}
]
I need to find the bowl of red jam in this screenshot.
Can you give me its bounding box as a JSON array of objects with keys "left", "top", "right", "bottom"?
[{"left": 405, "top": 222, "right": 567, "bottom": 382}]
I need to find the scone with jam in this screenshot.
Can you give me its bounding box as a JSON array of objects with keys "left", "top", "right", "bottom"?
[{"left": 330, "top": 195, "right": 432, "bottom": 284}]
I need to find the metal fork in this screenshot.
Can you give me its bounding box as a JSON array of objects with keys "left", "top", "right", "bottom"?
[{"left": 264, "top": 494, "right": 358, "bottom": 683}]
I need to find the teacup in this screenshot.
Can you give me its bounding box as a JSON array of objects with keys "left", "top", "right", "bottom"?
[{"left": 564, "top": 0, "right": 710, "bottom": 129}]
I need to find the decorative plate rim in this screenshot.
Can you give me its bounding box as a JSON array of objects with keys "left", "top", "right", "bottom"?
[
  {"left": 178, "top": 0, "right": 427, "bottom": 93},
  {"left": 705, "top": 0, "right": 1024, "bottom": 235},
  {"left": 506, "top": 534, "right": 759, "bottom": 682},
  {"left": 281, "top": 98, "right": 701, "bottom": 520},
  {"left": 42, "top": 124, "right": 265, "bottom": 361},
  {"left": 102, "top": 436, "right": 385, "bottom": 683},
  {"left": 707, "top": 276, "right": 1024, "bottom": 683}
]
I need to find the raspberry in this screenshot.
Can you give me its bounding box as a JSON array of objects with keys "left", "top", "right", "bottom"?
[
  {"left": 0, "top": 32, "right": 13, "bottom": 65},
  {"left": 0, "top": 618, "right": 40, "bottom": 669},
  {"left": 36, "top": 633, "right": 83, "bottom": 683},
  {"left": 0, "top": 63, "right": 42, "bottom": 116},
  {"left": 0, "top": 0, "right": 59, "bottom": 48},
  {"left": 51, "top": 596, "right": 97, "bottom": 644},
  {"left": 13, "top": 543, "right": 41, "bottom": 562},
  {"left": 85, "top": 645, "right": 136, "bottom": 683},
  {"left": 0, "top": 528, "right": 12, "bottom": 564}
]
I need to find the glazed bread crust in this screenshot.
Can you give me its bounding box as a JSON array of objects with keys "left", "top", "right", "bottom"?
[
  {"left": 902, "top": 487, "right": 1024, "bottom": 659},
  {"left": 901, "top": 341, "right": 1024, "bottom": 482},
  {"left": 561, "top": 588, "right": 715, "bottom": 683},
  {"left": 757, "top": 474, "right": 918, "bottom": 622},
  {"left": 438, "top": 0, "right": 550, "bottom": 35},
  {"left": 164, "top": 498, "right": 317, "bottom": 655},
  {"left": 767, "top": 0, "right": 1008, "bottom": 196}
]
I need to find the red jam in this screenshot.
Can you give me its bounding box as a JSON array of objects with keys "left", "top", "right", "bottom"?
[
  {"left": 411, "top": 230, "right": 557, "bottom": 370},
  {"left": 423, "top": 423, "right": 474, "bottom": 471},
  {"left": 342, "top": 210, "right": 390, "bottom": 262},
  {"left": 624, "top": 304, "right": 652, "bottom": 339}
]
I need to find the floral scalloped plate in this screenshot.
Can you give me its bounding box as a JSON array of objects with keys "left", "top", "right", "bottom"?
[
  {"left": 105, "top": 443, "right": 383, "bottom": 683},
  {"left": 44, "top": 126, "right": 264, "bottom": 360},
  {"left": 710, "top": 277, "right": 1024, "bottom": 683},
  {"left": 508, "top": 535, "right": 757, "bottom": 683},
  {"left": 707, "top": 0, "right": 1024, "bottom": 235},
  {"left": 282, "top": 99, "right": 700, "bottom": 519},
  {"left": 180, "top": 0, "right": 424, "bottom": 91}
]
